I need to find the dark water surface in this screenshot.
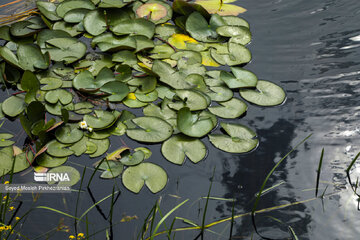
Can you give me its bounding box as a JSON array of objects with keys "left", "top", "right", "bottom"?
[{"left": 2, "top": 0, "right": 360, "bottom": 239}]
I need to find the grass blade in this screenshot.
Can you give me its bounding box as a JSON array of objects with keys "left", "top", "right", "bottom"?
[{"left": 315, "top": 148, "right": 324, "bottom": 197}]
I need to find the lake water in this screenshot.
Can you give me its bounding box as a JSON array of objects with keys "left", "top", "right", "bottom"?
[{"left": 1, "top": 0, "right": 360, "bottom": 239}]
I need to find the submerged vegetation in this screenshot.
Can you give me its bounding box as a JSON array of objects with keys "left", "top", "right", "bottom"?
[{"left": 0, "top": 0, "right": 286, "bottom": 193}]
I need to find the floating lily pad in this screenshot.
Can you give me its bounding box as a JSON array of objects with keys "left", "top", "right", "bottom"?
[
  {"left": 88, "top": 138, "right": 110, "bottom": 158},
  {"left": 0, "top": 147, "right": 14, "bottom": 176},
  {"left": 43, "top": 37, "right": 87, "bottom": 64},
  {"left": 37, "top": 1, "right": 62, "bottom": 21},
  {"left": 220, "top": 67, "right": 257, "bottom": 88},
  {"left": 83, "top": 9, "right": 107, "bottom": 36},
  {"left": 222, "top": 16, "right": 249, "bottom": 28},
  {"left": 168, "top": 89, "right": 209, "bottom": 111},
  {"left": 98, "top": 0, "right": 129, "bottom": 8},
  {"left": 47, "top": 140, "right": 74, "bottom": 157},
  {"left": 111, "top": 19, "right": 155, "bottom": 39},
  {"left": 208, "top": 98, "right": 247, "bottom": 119},
  {"left": 216, "top": 26, "right": 251, "bottom": 44},
  {"left": 120, "top": 150, "right": 145, "bottom": 166},
  {"left": 36, "top": 153, "right": 68, "bottom": 168},
  {"left": 134, "top": 147, "right": 152, "bottom": 159},
  {"left": 239, "top": 80, "right": 286, "bottom": 106},
  {"left": 209, "top": 122, "right": 258, "bottom": 153},
  {"left": 161, "top": 134, "right": 206, "bottom": 165},
  {"left": 98, "top": 160, "right": 123, "bottom": 179},
  {"left": 56, "top": 0, "right": 95, "bottom": 18},
  {"left": 123, "top": 93, "right": 149, "bottom": 108},
  {"left": 55, "top": 124, "right": 84, "bottom": 144},
  {"left": 0, "top": 133, "right": 14, "bottom": 147},
  {"left": 85, "top": 129, "right": 112, "bottom": 139},
  {"left": 135, "top": 90, "right": 158, "bottom": 103},
  {"left": 195, "top": 0, "right": 247, "bottom": 16},
  {"left": 17, "top": 44, "right": 50, "bottom": 71},
  {"left": 177, "top": 107, "right": 214, "bottom": 138},
  {"left": 185, "top": 12, "right": 221, "bottom": 43},
  {"left": 45, "top": 89, "right": 73, "bottom": 105},
  {"left": 210, "top": 42, "right": 251, "bottom": 66},
  {"left": 1, "top": 95, "right": 25, "bottom": 117},
  {"left": 13, "top": 149, "right": 34, "bottom": 173},
  {"left": 126, "top": 116, "right": 173, "bottom": 143},
  {"left": 100, "top": 81, "right": 130, "bottom": 102},
  {"left": 122, "top": 162, "right": 167, "bottom": 193},
  {"left": 40, "top": 77, "right": 63, "bottom": 90},
  {"left": 64, "top": 8, "right": 90, "bottom": 23},
  {"left": 84, "top": 110, "right": 116, "bottom": 129},
  {"left": 47, "top": 166, "right": 81, "bottom": 186}
]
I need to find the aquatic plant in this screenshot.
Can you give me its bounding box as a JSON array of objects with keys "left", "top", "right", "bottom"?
[{"left": 0, "top": 0, "right": 286, "bottom": 193}]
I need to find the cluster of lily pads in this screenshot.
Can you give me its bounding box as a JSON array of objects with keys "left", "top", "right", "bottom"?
[{"left": 0, "top": 0, "right": 285, "bottom": 193}]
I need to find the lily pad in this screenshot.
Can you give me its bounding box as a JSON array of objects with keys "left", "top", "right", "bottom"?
[
  {"left": 37, "top": 1, "right": 62, "bottom": 21},
  {"left": 1, "top": 95, "right": 25, "bottom": 117},
  {"left": 161, "top": 134, "right": 206, "bottom": 165},
  {"left": 220, "top": 67, "right": 257, "bottom": 88},
  {"left": 168, "top": 89, "right": 209, "bottom": 111},
  {"left": 98, "top": 160, "right": 123, "bottom": 179},
  {"left": 84, "top": 110, "right": 116, "bottom": 129},
  {"left": 120, "top": 150, "right": 145, "bottom": 166},
  {"left": 208, "top": 98, "right": 247, "bottom": 119},
  {"left": 100, "top": 81, "right": 130, "bottom": 102},
  {"left": 239, "top": 80, "right": 286, "bottom": 106},
  {"left": 40, "top": 77, "right": 63, "bottom": 90},
  {"left": 122, "top": 162, "right": 168, "bottom": 193},
  {"left": 0, "top": 133, "right": 14, "bottom": 147},
  {"left": 185, "top": 12, "right": 222, "bottom": 43},
  {"left": 36, "top": 153, "right": 68, "bottom": 168},
  {"left": 111, "top": 19, "right": 155, "bottom": 39},
  {"left": 209, "top": 122, "right": 258, "bottom": 153},
  {"left": 84, "top": 9, "right": 107, "bottom": 36},
  {"left": 88, "top": 138, "right": 110, "bottom": 158},
  {"left": 216, "top": 26, "right": 251, "bottom": 44},
  {"left": 45, "top": 89, "right": 73, "bottom": 105},
  {"left": 64, "top": 8, "right": 90, "bottom": 23},
  {"left": 43, "top": 37, "right": 87, "bottom": 64},
  {"left": 126, "top": 116, "right": 173, "bottom": 143},
  {"left": 195, "top": 0, "right": 247, "bottom": 16},
  {"left": 74, "top": 102, "right": 94, "bottom": 114},
  {"left": 56, "top": 0, "right": 95, "bottom": 18},
  {"left": 135, "top": 0, "right": 173, "bottom": 24},
  {"left": 0, "top": 147, "right": 14, "bottom": 176},
  {"left": 210, "top": 42, "right": 251, "bottom": 66},
  {"left": 177, "top": 107, "right": 214, "bottom": 138},
  {"left": 13, "top": 149, "right": 34, "bottom": 173},
  {"left": 55, "top": 124, "right": 84, "bottom": 144},
  {"left": 47, "top": 140, "right": 74, "bottom": 157},
  {"left": 47, "top": 166, "right": 81, "bottom": 186}
]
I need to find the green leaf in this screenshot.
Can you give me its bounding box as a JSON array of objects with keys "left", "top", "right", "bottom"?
[
  {"left": 220, "top": 67, "right": 257, "bottom": 88},
  {"left": 177, "top": 107, "right": 214, "bottom": 138},
  {"left": 135, "top": 90, "right": 158, "bottom": 103},
  {"left": 43, "top": 37, "right": 87, "bottom": 64},
  {"left": 40, "top": 77, "right": 63, "bottom": 90},
  {"left": 53, "top": 21, "right": 83, "bottom": 37},
  {"left": 88, "top": 138, "right": 110, "bottom": 158},
  {"left": 126, "top": 116, "right": 173, "bottom": 143},
  {"left": 36, "top": 153, "right": 68, "bottom": 168},
  {"left": 21, "top": 71, "right": 40, "bottom": 103},
  {"left": 56, "top": 0, "right": 95, "bottom": 18},
  {"left": 13, "top": 148, "right": 34, "bottom": 173},
  {"left": 0, "top": 133, "right": 14, "bottom": 147},
  {"left": 216, "top": 26, "right": 251, "bottom": 44},
  {"left": 64, "top": 8, "right": 90, "bottom": 23},
  {"left": 134, "top": 0, "right": 173, "bottom": 24},
  {"left": 2, "top": 95, "right": 25, "bottom": 117},
  {"left": 84, "top": 110, "right": 116, "bottom": 129},
  {"left": 239, "top": 80, "right": 286, "bottom": 106},
  {"left": 74, "top": 102, "right": 94, "bottom": 114},
  {"left": 98, "top": 160, "right": 123, "bottom": 179},
  {"left": 55, "top": 124, "right": 84, "bottom": 144},
  {"left": 209, "top": 122, "right": 258, "bottom": 153},
  {"left": 0, "top": 147, "right": 14, "bottom": 176},
  {"left": 120, "top": 150, "right": 145, "bottom": 166},
  {"left": 37, "top": 29, "right": 72, "bottom": 48},
  {"left": 210, "top": 42, "right": 251, "bottom": 66},
  {"left": 92, "top": 33, "right": 136, "bottom": 52},
  {"left": 208, "top": 98, "right": 247, "bottom": 119},
  {"left": 110, "top": 19, "right": 155, "bottom": 39},
  {"left": 47, "top": 166, "right": 81, "bottom": 186},
  {"left": 17, "top": 44, "right": 50, "bottom": 71},
  {"left": 47, "top": 140, "right": 74, "bottom": 157},
  {"left": 37, "top": 1, "right": 62, "bottom": 21},
  {"left": 45, "top": 89, "right": 73, "bottom": 105},
  {"left": 185, "top": 12, "right": 222, "bottom": 43},
  {"left": 168, "top": 89, "right": 209, "bottom": 111},
  {"left": 128, "top": 76, "right": 157, "bottom": 94},
  {"left": 222, "top": 16, "right": 249, "bottom": 28},
  {"left": 98, "top": 0, "right": 129, "bottom": 8},
  {"left": 122, "top": 162, "right": 167, "bottom": 193},
  {"left": 84, "top": 9, "right": 107, "bottom": 36},
  {"left": 161, "top": 134, "right": 206, "bottom": 165}
]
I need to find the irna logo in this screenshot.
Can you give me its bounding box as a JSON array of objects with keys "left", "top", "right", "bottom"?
[{"left": 34, "top": 172, "right": 70, "bottom": 182}]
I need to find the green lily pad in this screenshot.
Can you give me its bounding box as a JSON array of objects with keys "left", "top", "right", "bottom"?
[
  {"left": 45, "top": 102, "right": 74, "bottom": 116},
  {"left": 120, "top": 150, "right": 145, "bottom": 166},
  {"left": 156, "top": 85, "right": 176, "bottom": 99},
  {"left": 216, "top": 26, "right": 251, "bottom": 44},
  {"left": 204, "top": 86, "right": 233, "bottom": 102},
  {"left": 208, "top": 98, "right": 247, "bottom": 119},
  {"left": 47, "top": 140, "right": 74, "bottom": 157},
  {"left": 98, "top": 0, "right": 129, "bottom": 8},
  {"left": 2, "top": 95, "right": 25, "bottom": 117},
  {"left": 0, "top": 133, "right": 14, "bottom": 147},
  {"left": 185, "top": 12, "right": 222, "bottom": 43},
  {"left": 92, "top": 33, "right": 136, "bottom": 52},
  {"left": 10, "top": 18, "right": 45, "bottom": 37},
  {"left": 53, "top": 21, "right": 83, "bottom": 37},
  {"left": 69, "top": 136, "right": 88, "bottom": 156},
  {"left": 134, "top": 147, "right": 152, "bottom": 159},
  {"left": 100, "top": 81, "right": 130, "bottom": 102},
  {"left": 64, "top": 8, "right": 90, "bottom": 23},
  {"left": 36, "top": 153, "right": 68, "bottom": 168},
  {"left": 84, "top": 110, "right": 116, "bottom": 129},
  {"left": 220, "top": 67, "right": 257, "bottom": 88},
  {"left": 168, "top": 89, "right": 209, "bottom": 111},
  {"left": 37, "top": 29, "right": 72, "bottom": 48},
  {"left": 47, "top": 166, "right": 81, "bottom": 186},
  {"left": 45, "top": 89, "right": 73, "bottom": 105},
  {"left": 55, "top": 124, "right": 84, "bottom": 144},
  {"left": 85, "top": 140, "right": 98, "bottom": 155},
  {"left": 37, "top": 1, "right": 62, "bottom": 21},
  {"left": 84, "top": 9, "right": 107, "bottom": 36},
  {"left": 222, "top": 16, "right": 249, "bottom": 28},
  {"left": 109, "top": 120, "right": 127, "bottom": 136},
  {"left": 210, "top": 42, "right": 251, "bottom": 66},
  {"left": 74, "top": 102, "right": 94, "bottom": 114},
  {"left": 177, "top": 107, "right": 214, "bottom": 138},
  {"left": 128, "top": 76, "right": 157, "bottom": 94},
  {"left": 152, "top": 60, "right": 193, "bottom": 89},
  {"left": 0, "top": 147, "right": 14, "bottom": 176},
  {"left": 209, "top": 122, "right": 258, "bottom": 153},
  {"left": 122, "top": 162, "right": 168, "bottom": 193},
  {"left": 134, "top": 0, "right": 173, "bottom": 24},
  {"left": 126, "top": 116, "right": 173, "bottom": 143},
  {"left": 98, "top": 160, "right": 123, "bottom": 179},
  {"left": 149, "top": 44, "right": 175, "bottom": 59},
  {"left": 239, "top": 80, "right": 286, "bottom": 106},
  {"left": 123, "top": 94, "right": 149, "bottom": 108},
  {"left": 43, "top": 37, "right": 87, "bottom": 64},
  {"left": 135, "top": 90, "right": 158, "bottom": 103},
  {"left": 85, "top": 129, "right": 112, "bottom": 139},
  {"left": 88, "top": 138, "right": 110, "bottom": 158},
  {"left": 17, "top": 44, "right": 50, "bottom": 71},
  {"left": 56, "top": 0, "right": 95, "bottom": 18},
  {"left": 111, "top": 19, "right": 155, "bottom": 39},
  {"left": 40, "top": 77, "right": 63, "bottom": 90},
  {"left": 161, "top": 134, "right": 206, "bottom": 165},
  {"left": 13, "top": 148, "right": 34, "bottom": 173}
]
